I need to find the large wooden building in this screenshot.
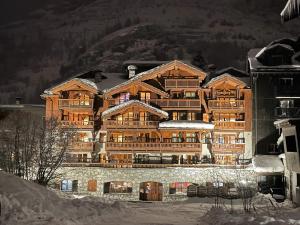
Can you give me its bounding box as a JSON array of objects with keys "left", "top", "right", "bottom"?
[{"left": 42, "top": 60, "right": 252, "bottom": 167}]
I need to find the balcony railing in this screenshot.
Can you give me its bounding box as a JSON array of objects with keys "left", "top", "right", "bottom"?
[
  {"left": 69, "top": 142, "right": 93, "bottom": 151},
  {"left": 165, "top": 79, "right": 200, "bottom": 89},
  {"left": 103, "top": 120, "right": 159, "bottom": 129},
  {"left": 208, "top": 100, "right": 244, "bottom": 110},
  {"left": 212, "top": 143, "right": 245, "bottom": 153},
  {"left": 61, "top": 120, "right": 94, "bottom": 128},
  {"left": 59, "top": 99, "right": 94, "bottom": 109},
  {"left": 106, "top": 142, "right": 202, "bottom": 152},
  {"left": 213, "top": 121, "right": 245, "bottom": 130},
  {"left": 150, "top": 99, "right": 201, "bottom": 108},
  {"left": 275, "top": 107, "right": 300, "bottom": 118}
]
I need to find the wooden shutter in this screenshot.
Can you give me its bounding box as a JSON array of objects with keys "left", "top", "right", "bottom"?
[{"left": 87, "top": 179, "right": 97, "bottom": 192}]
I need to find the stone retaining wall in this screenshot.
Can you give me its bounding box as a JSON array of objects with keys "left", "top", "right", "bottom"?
[{"left": 56, "top": 167, "right": 256, "bottom": 201}]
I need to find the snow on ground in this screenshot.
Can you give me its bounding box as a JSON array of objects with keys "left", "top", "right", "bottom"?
[{"left": 1, "top": 171, "right": 300, "bottom": 225}]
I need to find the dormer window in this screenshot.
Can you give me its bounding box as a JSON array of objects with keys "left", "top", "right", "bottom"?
[{"left": 119, "top": 92, "right": 130, "bottom": 104}]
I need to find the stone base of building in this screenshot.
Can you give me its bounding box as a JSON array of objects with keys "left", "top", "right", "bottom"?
[{"left": 54, "top": 167, "right": 256, "bottom": 202}]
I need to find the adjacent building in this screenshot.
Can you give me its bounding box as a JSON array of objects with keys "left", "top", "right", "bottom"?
[{"left": 248, "top": 37, "right": 300, "bottom": 201}]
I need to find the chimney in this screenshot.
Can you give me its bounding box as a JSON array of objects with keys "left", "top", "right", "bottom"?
[
  {"left": 15, "top": 97, "right": 22, "bottom": 105},
  {"left": 128, "top": 65, "right": 137, "bottom": 79},
  {"left": 94, "top": 71, "right": 103, "bottom": 83}
]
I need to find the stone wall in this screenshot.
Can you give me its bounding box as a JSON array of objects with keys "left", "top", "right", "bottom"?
[{"left": 56, "top": 167, "right": 256, "bottom": 201}]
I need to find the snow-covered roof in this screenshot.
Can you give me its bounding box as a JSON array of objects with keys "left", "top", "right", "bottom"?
[
  {"left": 281, "top": 0, "right": 300, "bottom": 22},
  {"left": 252, "top": 155, "right": 284, "bottom": 174},
  {"left": 102, "top": 100, "right": 168, "bottom": 118},
  {"left": 103, "top": 60, "right": 205, "bottom": 94},
  {"left": 44, "top": 78, "right": 98, "bottom": 95},
  {"left": 204, "top": 73, "right": 247, "bottom": 88},
  {"left": 159, "top": 120, "right": 214, "bottom": 130}
]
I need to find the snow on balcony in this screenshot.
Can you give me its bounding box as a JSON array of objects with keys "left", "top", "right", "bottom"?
[
  {"left": 252, "top": 155, "right": 284, "bottom": 174},
  {"left": 159, "top": 120, "right": 214, "bottom": 130}
]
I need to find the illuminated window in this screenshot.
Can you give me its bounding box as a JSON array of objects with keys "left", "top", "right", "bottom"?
[
  {"left": 187, "top": 112, "right": 196, "bottom": 121},
  {"left": 172, "top": 133, "right": 183, "bottom": 143},
  {"left": 61, "top": 180, "right": 78, "bottom": 192},
  {"left": 186, "top": 133, "right": 196, "bottom": 143},
  {"left": 184, "top": 92, "right": 196, "bottom": 99},
  {"left": 169, "top": 182, "right": 191, "bottom": 194},
  {"left": 172, "top": 112, "right": 179, "bottom": 120},
  {"left": 119, "top": 92, "right": 130, "bottom": 104},
  {"left": 140, "top": 92, "right": 151, "bottom": 102},
  {"left": 103, "top": 181, "right": 133, "bottom": 193}
]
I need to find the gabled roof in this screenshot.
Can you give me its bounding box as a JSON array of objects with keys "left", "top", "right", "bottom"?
[
  {"left": 104, "top": 60, "right": 206, "bottom": 94},
  {"left": 102, "top": 100, "right": 168, "bottom": 119},
  {"left": 104, "top": 80, "right": 169, "bottom": 98},
  {"left": 281, "top": 0, "right": 300, "bottom": 22},
  {"left": 204, "top": 73, "right": 248, "bottom": 88},
  {"left": 43, "top": 78, "right": 98, "bottom": 95}
]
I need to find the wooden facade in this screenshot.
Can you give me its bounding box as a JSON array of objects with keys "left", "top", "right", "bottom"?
[{"left": 42, "top": 60, "right": 252, "bottom": 166}]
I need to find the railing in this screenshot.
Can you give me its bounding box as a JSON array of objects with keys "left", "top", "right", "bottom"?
[
  {"left": 106, "top": 142, "right": 202, "bottom": 152},
  {"left": 150, "top": 99, "right": 201, "bottom": 108},
  {"left": 274, "top": 107, "right": 300, "bottom": 118},
  {"left": 103, "top": 120, "right": 159, "bottom": 129},
  {"left": 208, "top": 100, "right": 245, "bottom": 110},
  {"left": 69, "top": 142, "right": 94, "bottom": 151},
  {"left": 165, "top": 79, "right": 199, "bottom": 88},
  {"left": 61, "top": 120, "right": 94, "bottom": 128},
  {"left": 59, "top": 99, "right": 94, "bottom": 108},
  {"left": 213, "top": 121, "right": 245, "bottom": 130},
  {"left": 212, "top": 143, "right": 245, "bottom": 153}
]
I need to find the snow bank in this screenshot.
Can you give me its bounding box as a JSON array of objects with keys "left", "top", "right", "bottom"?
[{"left": 0, "top": 172, "right": 131, "bottom": 225}]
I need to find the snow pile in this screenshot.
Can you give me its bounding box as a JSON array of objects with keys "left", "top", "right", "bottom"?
[
  {"left": 252, "top": 155, "right": 284, "bottom": 174},
  {"left": 159, "top": 120, "right": 214, "bottom": 129},
  {"left": 0, "top": 172, "right": 131, "bottom": 225}
]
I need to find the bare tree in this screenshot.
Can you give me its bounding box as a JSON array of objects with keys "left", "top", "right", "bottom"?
[
  {"left": 0, "top": 111, "right": 39, "bottom": 180},
  {"left": 35, "top": 118, "right": 75, "bottom": 186},
  {"left": 0, "top": 112, "right": 74, "bottom": 186}
]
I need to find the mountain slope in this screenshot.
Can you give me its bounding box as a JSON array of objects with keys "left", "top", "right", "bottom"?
[{"left": 0, "top": 0, "right": 299, "bottom": 103}]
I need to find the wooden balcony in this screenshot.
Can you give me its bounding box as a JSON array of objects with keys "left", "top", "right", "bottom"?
[
  {"left": 69, "top": 142, "right": 94, "bottom": 152},
  {"left": 213, "top": 121, "right": 245, "bottom": 130},
  {"left": 61, "top": 120, "right": 94, "bottom": 129},
  {"left": 208, "top": 100, "right": 244, "bottom": 110},
  {"left": 106, "top": 142, "right": 202, "bottom": 153},
  {"left": 165, "top": 79, "right": 199, "bottom": 89},
  {"left": 150, "top": 99, "right": 201, "bottom": 108},
  {"left": 103, "top": 120, "right": 159, "bottom": 129},
  {"left": 58, "top": 99, "right": 94, "bottom": 109},
  {"left": 212, "top": 143, "right": 245, "bottom": 154}
]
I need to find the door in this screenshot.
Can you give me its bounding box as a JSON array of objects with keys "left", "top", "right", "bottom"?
[{"left": 139, "top": 182, "right": 163, "bottom": 201}]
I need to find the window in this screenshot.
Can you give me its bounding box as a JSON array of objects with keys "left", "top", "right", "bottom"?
[
  {"left": 186, "top": 133, "right": 196, "bottom": 143},
  {"left": 280, "top": 100, "right": 294, "bottom": 108},
  {"left": 172, "top": 112, "right": 179, "bottom": 120},
  {"left": 87, "top": 179, "right": 97, "bottom": 192},
  {"left": 184, "top": 92, "right": 196, "bottom": 99},
  {"left": 139, "top": 112, "right": 149, "bottom": 121},
  {"left": 78, "top": 154, "right": 88, "bottom": 162},
  {"left": 169, "top": 182, "right": 191, "bottom": 194},
  {"left": 187, "top": 112, "right": 196, "bottom": 121},
  {"left": 103, "top": 181, "right": 133, "bottom": 194},
  {"left": 172, "top": 133, "right": 183, "bottom": 143},
  {"left": 119, "top": 92, "right": 130, "bottom": 104},
  {"left": 297, "top": 174, "right": 300, "bottom": 187},
  {"left": 285, "top": 135, "right": 297, "bottom": 152},
  {"left": 140, "top": 92, "right": 151, "bottom": 102},
  {"left": 279, "top": 78, "right": 293, "bottom": 88},
  {"left": 61, "top": 180, "right": 78, "bottom": 192}
]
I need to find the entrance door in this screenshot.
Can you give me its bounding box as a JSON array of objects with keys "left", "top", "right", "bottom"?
[{"left": 139, "top": 182, "right": 163, "bottom": 201}]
